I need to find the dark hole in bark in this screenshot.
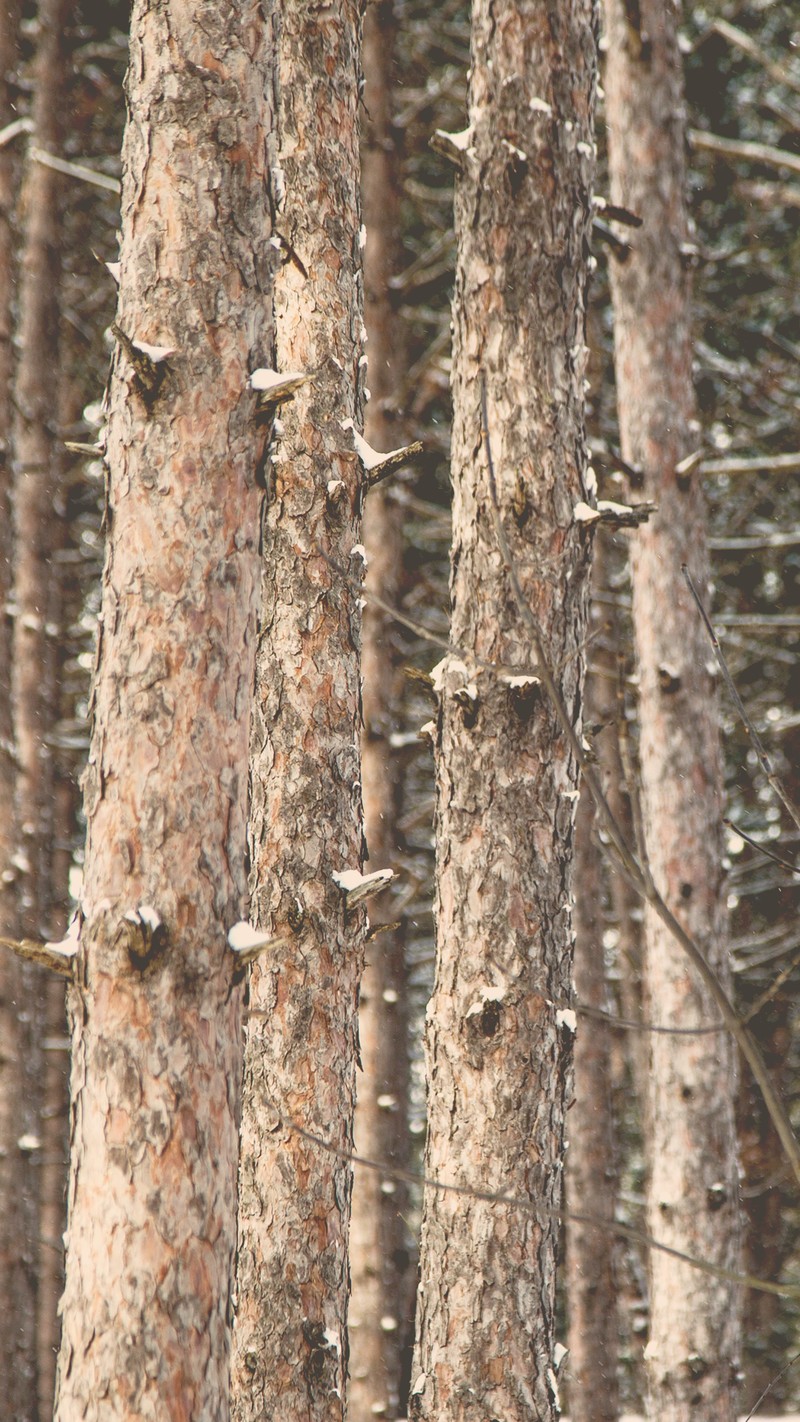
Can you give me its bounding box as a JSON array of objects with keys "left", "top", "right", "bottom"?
[
  {"left": 479, "top": 1000, "right": 501, "bottom": 1037},
  {"left": 658, "top": 664, "right": 682, "bottom": 694},
  {"left": 680, "top": 881, "right": 693, "bottom": 900}
]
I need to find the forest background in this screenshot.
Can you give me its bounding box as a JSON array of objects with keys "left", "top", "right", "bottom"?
[{"left": 1, "top": 0, "right": 800, "bottom": 1419}]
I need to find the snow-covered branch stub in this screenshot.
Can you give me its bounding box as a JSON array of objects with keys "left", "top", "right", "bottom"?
[
  {"left": 228, "top": 921, "right": 290, "bottom": 965},
  {"left": 340, "top": 418, "right": 424, "bottom": 488},
  {"left": 332, "top": 867, "right": 394, "bottom": 909}
]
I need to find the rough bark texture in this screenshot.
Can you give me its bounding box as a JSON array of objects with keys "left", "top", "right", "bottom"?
[
  {"left": 410, "top": 4, "right": 597, "bottom": 1420},
  {"left": 349, "top": 4, "right": 414, "bottom": 1419},
  {"left": 230, "top": 6, "right": 366, "bottom": 1421},
  {"left": 0, "top": 5, "right": 31, "bottom": 1418},
  {"left": 604, "top": 3, "right": 742, "bottom": 1418},
  {"left": 566, "top": 767, "right": 619, "bottom": 1420},
  {"left": 10, "top": 6, "right": 70, "bottom": 1416},
  {"left": 53, "top": 4, "right": 273, "bottom": 1418}
]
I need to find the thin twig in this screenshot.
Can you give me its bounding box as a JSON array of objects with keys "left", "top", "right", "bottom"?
[
  {"left": 743, "top": 1349, "right": 800, "bottom": 1422},
  {"left": 683, "top": 564, "right": 800, "bottom": 835},
  {"left": 724, "top": 817, "right": 800, "bottom": 877},
  {"left": 477, "top": 377, "right": 800, "bottom": 1190},
  {"left": 579, "top": 1002, "right": 723, "bottom": 1037},
  {"left": 277, "top": 1113, "right": 800, "bottom": 1300}
]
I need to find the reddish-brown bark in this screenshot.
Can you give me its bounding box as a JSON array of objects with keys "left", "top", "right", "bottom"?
[
  {"left": 53, "top": 5, "right": 274, "bottom": 1418},
  {"left": 604, "top": 2, "right": 742, "bottom": 1417},
  {"left": 230, "top": 6, "right": 366, "bottom": 1421},
  {"left": 410, "top": 3, "right": 597, "bottom": 1419}
]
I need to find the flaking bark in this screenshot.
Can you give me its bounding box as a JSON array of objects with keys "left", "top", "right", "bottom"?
[
  {"left": 604, "top": 2, "right": 742, "bottom": 1417},
  {"left": 53, "top": 5, "right": 274, "bottom": 1418},
  {"left": 410, "top": 4, "right": 597, "bottom": 1420},
  {"left": 230, "top": 6, "right": 366, "bottom": 1421}
]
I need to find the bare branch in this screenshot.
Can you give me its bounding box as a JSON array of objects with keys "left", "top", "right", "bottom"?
[
  {"left": 683, "top": 565, "right": 800, "bottom": 836},
  {"left": 0, "top": 934, "right": 76, "bottom": 977},
  {"left": 711, "top": 17, "right": 800, "bottom": 101},
  {"left": 690, "top": 127, "right": 800, "bottom": 178},
  {"left": 702, "top": 450, "right": 800, "bottom": 478},
  {"left": 30, "top": 145, "right": 120, "bottom": 194}
]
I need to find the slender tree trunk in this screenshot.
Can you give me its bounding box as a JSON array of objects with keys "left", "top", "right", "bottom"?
[
  {"left": 230, "top": 6, "right": 366, "bottom": 1420},
  {"left": 566, "top": 631, "right": 619, "bottom": 1422},
  {"left": 0, "top": 4, "right": 32, "bottom": 1418},
  {"left": 410, "top": 4, "right": 597, "bottom": 1419},
  {"left": 349, "top": 4, "right": 414, "bottom": 1419},
  {"left": 52, "top": 3, "right": 274, "bottom": 1416},
  {"left": 11, "top": 6, "right": 70, "bottom": 1416},
  {"left": 604, "top": 3, "right": 742, "bottom": 1418}
]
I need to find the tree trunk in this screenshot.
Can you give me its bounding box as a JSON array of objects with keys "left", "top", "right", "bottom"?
[
  {"left": 604, "top": 3, "right": 742, "bottom": 1418},
  {"left": 53, "top": 4, "right": 274, "bottom": 1416},
  {"left": 566, "top": 698, "right": 619, "bottom": 1418},
  {"left": 349, "top": 5, "right": 414, "bottom": 1420},
  {"left": 0, "top": 3, "right": 32, "bottom": 1417},
  {"left": 410, "top": 4, "right": 597, "bottom": 1419},
  {"left": 230, "top": 6, "right": 366, "bottom": 1421},
  {"left": 10, "top": 6, "right": 70, "bottom": 1416}
]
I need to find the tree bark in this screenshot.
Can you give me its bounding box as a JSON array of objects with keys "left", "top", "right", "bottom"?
[
  {"left": 53, "top": 4, "right": 274, "bottom": 1417},
  {"left": 230, "top": 6, "right": 366, "bottom": 1421},
  {"left": 604, "top": 3, "right": 742, "bottom": 1418},
  {"left": 349, "top": 6, "right": 414, "bottom": 1419},
  {"left": 410, "top": 4, "right": 597, "bottom": 1420},
  {"left": 566, "top": 683, "right": 619, "bottom": 1420},
  {"left": 0, "top": 4, "right": 32, "bottom": 1418},
  {"left": 10, "top": 5, "right": 70, "bottom": 1416}
]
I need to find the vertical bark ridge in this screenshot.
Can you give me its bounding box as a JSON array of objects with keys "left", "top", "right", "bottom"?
[
  {"left": 410, "top": 4, "right": 597, "bottom": 1420},
  {"left": 54, "top": 5, "right": 275, "bottom": 1418},
  {"left": 604, "top": 2, "right": 742, "bottom": 1418},
  {"left": 350, "top": 5, "right": 414, "bottom": 1418},
  {"left": 231, "top": 6, "right": 366, "bottom": 1421}
]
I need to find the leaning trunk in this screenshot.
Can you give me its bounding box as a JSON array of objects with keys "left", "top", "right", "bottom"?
[
  {"left": 231, "top": 6, "right": 366, "bottom": 1420},
  {"left": 53, "top": 5, "right": 274, "bottom": 1417},
  {"left": 604, "top": 2, "right": 741, "bottom": 1418},
  {"left": 410, "top": 4, "right": 597, "bottom": 1419}
]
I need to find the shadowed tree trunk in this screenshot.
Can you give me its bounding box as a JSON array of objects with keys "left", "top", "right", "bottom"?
[
  {"left": 349, "top": 3, "right": 414, "bottom": 1419},
  {"left": 0, "top": 4, "right": 32, "bottom": 1418},
  {"left": 604, "top": 2, "right": 742, "bottom": 1418},
  {"left": 50, "top": 3, "right": 275, "bottom": 1416},
  {"left": 11, "top": 4, "right": 71, "bottom": 1415},
  {"left": 566, "top": 581, "right": 619, "bottom": 1422},
  {"left": 410, "top": 3, "right": 597, "bottom": 1419},
  {"left": 230, "top": 5, "right": 367, "bottom": 1421}
]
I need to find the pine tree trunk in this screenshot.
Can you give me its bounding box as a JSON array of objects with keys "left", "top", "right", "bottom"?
[
  {"left": 0, "top": 3, "right": 33, "bottom": 1417},
  {"left": 410, "top": 4, "right": 597, "bottom": 1419},
  {"left": 53, "top": 4, "right": 274, "bottom": 1416},
  {"left": 349, "top": 5, "right": 413, "bottom": 1419},
  {"left": 604, "top": 3, "right": 742, "bottom": 1417},
  {"left": 11, "top": 6, "right": 70, "bottom": 1415},
  {"left": 230, "top": 6, "right": 366, "bottom": 1420},
  {"left": 566, "top": 746, "right": 619, "bottom": 1420}
]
